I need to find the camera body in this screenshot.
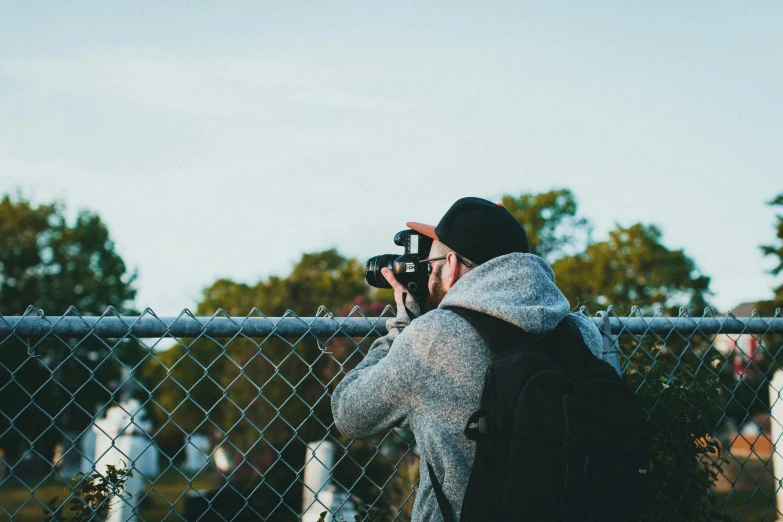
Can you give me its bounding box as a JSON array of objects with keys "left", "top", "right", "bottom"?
[{"left": 365, "top": 230, "right": 433, "bottom": 300}]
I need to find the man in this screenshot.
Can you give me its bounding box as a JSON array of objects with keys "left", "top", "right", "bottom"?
[{"left": 331, "top": 197, "right": 603, "bottom": 521}]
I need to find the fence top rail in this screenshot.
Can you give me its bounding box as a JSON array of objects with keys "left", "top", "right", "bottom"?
[{"left": 1, "top": 313, "right": 783, "bottom": 338}]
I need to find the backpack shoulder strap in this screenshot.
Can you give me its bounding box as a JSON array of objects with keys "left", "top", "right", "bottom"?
[
  {"left": 427, "top": 462, "right": 455, "bottom": 522},
  {"left": 445, "top": 306, "right": 602, "bottom": 370},
  {"left": 443, "top": 305, "right": 541, "bottom": 353}
]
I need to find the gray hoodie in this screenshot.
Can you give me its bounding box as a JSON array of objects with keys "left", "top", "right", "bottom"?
[{"left": 331, "top": 253, "right": 603, "bottom": 522}]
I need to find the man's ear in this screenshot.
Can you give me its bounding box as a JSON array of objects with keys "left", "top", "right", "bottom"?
[{"left": 445, "top": 252, "right": 461, "bottom": 290}]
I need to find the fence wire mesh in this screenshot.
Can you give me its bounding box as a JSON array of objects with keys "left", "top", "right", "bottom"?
[{"left": 1, "top": 306, "right": 783, "bottom": 521}]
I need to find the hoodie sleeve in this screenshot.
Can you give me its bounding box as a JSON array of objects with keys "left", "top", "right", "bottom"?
[{"left": 331, "top": 300, "right": 420, "bottom": 439}]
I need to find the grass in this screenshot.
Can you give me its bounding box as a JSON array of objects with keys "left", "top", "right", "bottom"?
[
  {"left": 2, "top": 468, "right": 780, "bottom": 521},
  {"left": 0, "top": 468, "right": 215, "bottom": 522},
  {"left": 716, "top": 452, "right": 781, "bottom": 521},
  {"left": 722, "top": 488, "right": 780, "bottom": 521}
]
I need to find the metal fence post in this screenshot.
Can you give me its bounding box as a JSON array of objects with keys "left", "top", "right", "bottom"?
[
  {"left": 598, "top": 311, "right": 621, "bottom": 375},
  {"left": 769, "top": 369, "right": 783, "bottom": 521}
]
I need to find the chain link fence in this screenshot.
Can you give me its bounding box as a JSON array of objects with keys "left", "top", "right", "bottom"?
[{"left": 1, "top": 306, "right": 783, "bottom": 521}]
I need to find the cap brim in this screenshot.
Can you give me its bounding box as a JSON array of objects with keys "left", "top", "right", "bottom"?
[{"left": 406, "top": 222, "right": 438, "bottom": 240}]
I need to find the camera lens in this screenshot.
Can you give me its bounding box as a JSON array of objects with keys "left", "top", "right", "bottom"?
[{"left": 365, "top": 254, "right": 397, "bottom": 288}]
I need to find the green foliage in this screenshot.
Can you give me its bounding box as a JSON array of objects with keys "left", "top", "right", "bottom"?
[
  {"left": 137, "top": 249, "right": 395, "bottom": 514},
  {"left": 0, "top": 193, "right": 136, "bottom": 315},
  {"left": 0, "top": 194, "right": 140, "bottom": 468},
  {"left": 552, "top": 223, "right": 711, "bottom": 314},
  {"left": 140, "top": 249, "right": 377, "bottom": 449},
  {"left": 760, "top": 192, "right": 783, "bottom": 308},
  {"left": 501, "top": 189, "right": 590, "bottom": 263},
  {"left": 624, "top": 340, "right": 730, "bottom": 522},
  {"left": 503, "top": 190, "right": 711, "bottom": 314},
  {"left": 198, "top": 248, "right": 371, "bottom": 317},
  {"left": 44, "top": 462, "right": 133, "bottom": 521}
]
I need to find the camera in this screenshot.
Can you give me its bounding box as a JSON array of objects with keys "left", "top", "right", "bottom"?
[{"left": 365, "top": 230, "right": 433, "bottom": 300}]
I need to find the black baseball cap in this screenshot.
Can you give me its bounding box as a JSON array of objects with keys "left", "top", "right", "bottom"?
[{"left": 407, "top": 197, "right": 529, "bottom": 265}]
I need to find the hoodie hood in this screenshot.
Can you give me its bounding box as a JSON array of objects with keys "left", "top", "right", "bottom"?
[{"left": 439, "top": 252, "right": 603, "bottom": 357}]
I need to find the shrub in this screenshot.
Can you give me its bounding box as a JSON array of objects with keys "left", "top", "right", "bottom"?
[
  {"left": 44, "top": 462, "right": 132, "bottom": 522},
  {"left": 625, "top": 339, "right": 731, "bottom": 522}
]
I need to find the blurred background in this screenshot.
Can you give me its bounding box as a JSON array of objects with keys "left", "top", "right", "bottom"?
[
  {"left": 2, "top": 1, "right": 781, "bottom": 316},
  {"left": 2, "top": 2, "right": 783, "bottom": 521}
]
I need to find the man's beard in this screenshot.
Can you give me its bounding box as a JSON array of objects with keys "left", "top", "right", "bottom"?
[{"left": 425, "top": 265, "right": 448, "bottom": 312}]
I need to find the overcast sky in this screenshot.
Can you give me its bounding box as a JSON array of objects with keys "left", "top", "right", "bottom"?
[{"left": 2, "top": 2, "right": 782, "bottom": 315}]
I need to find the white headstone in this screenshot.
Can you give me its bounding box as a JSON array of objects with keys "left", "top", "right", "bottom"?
[
  {"left": 184, "top": 434, "right": 211, "bottom": 474},
  {"left": 301, "top": 441, "right": 357, "bottom": 522},
  {"left": 213, "top": 444, "right": 233, "bottom": 473},
  {"left": 80, "top": 429, "right": 97, "bottom": 475}
]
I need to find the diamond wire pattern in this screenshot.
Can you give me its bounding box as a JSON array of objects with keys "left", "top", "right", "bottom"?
[{"left": 1, "top": 307, "right": 782, "bottom": 520}]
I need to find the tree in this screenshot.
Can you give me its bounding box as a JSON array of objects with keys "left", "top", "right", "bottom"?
[
  {"left": 759, "top": 193, "right": 783, "bottom": 313},
  {"left": 0, "top": 194, "right": 138, "bottom": 467},
  {"left": 502, "top": 189, "right": 712, "bottom": 314},
  {"left": 138, "top": 249, "right": 391, "bottom": 518},
  {"left": 197, "top": 249, "right": 372, "bottom": 317},
  {"left": 501, "top": 189, "right": 590, "bottom": 263},
  {"left": 139, "top": 249, "right": 379, "bottom": 449},
  {"left": 551, "top": 223, "right": 711, "bottom": 314},
  {"left": 0, "top": 194, "right": 136, "bottom": 315},
  {"left": 626, "top": 344, "right": 729, "bottom": 521}
]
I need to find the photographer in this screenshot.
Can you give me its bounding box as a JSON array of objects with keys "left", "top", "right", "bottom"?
[{"left": 331, "top": 197, "right": 604, "bottom": 522}]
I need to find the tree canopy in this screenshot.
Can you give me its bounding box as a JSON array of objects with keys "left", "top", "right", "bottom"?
[
  {"left": 550, "top": 223, "right": 711, "bottom": 314},
  {"left": 0, "top": 194, "right": 138, "bottom": 464},
  {"left": 502, "top": 190, "right": 712, "bottom": 314},
  {"left": 0, "top": 194, "right": 136, "bottom": 315},
  {"left": 197, "top": 249, "right": 374, "bottom": 317},
  {"left": 759, "top": 193, "right": 783, "bottom": 313},
  {"left": 138, "top": 248, "right": 392, "bottom": 512},
  {"left": 141, "top": 248, "right": 386, "bottom": 453},
  {"left": 501, "top": 189, "right": 590, "bottom": 263}
]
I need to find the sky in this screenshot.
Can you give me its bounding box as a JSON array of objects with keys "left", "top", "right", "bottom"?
[{"left": 1, "top": 2, "right": 782, "bottom": 315}]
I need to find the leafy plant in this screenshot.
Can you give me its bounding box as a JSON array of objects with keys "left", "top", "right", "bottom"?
[
  {"left": 624, "top": 338, "right": 731, "bottom": 522},
  {"left": 759, "top": 192, "right": 783, "bottom": 312},
  {"left": 44, "top": 462, "right": 133, "bottom": 521}
]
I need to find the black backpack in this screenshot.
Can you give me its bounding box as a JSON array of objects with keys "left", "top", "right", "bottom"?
[{"left": 426, "top": 307, "right": 650, "bottom": 522}]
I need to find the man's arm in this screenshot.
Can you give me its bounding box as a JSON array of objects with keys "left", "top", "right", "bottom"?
[{"left": 331, "top": 268, "right": 420, "bottom": 439}]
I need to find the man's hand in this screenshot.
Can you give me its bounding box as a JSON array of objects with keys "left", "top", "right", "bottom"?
[
  {"left": 381, "top": 268, "right": 408, "bottom": 305},
  {"left": 381, "top": 267, "right": 421, "bottom": 319}
]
